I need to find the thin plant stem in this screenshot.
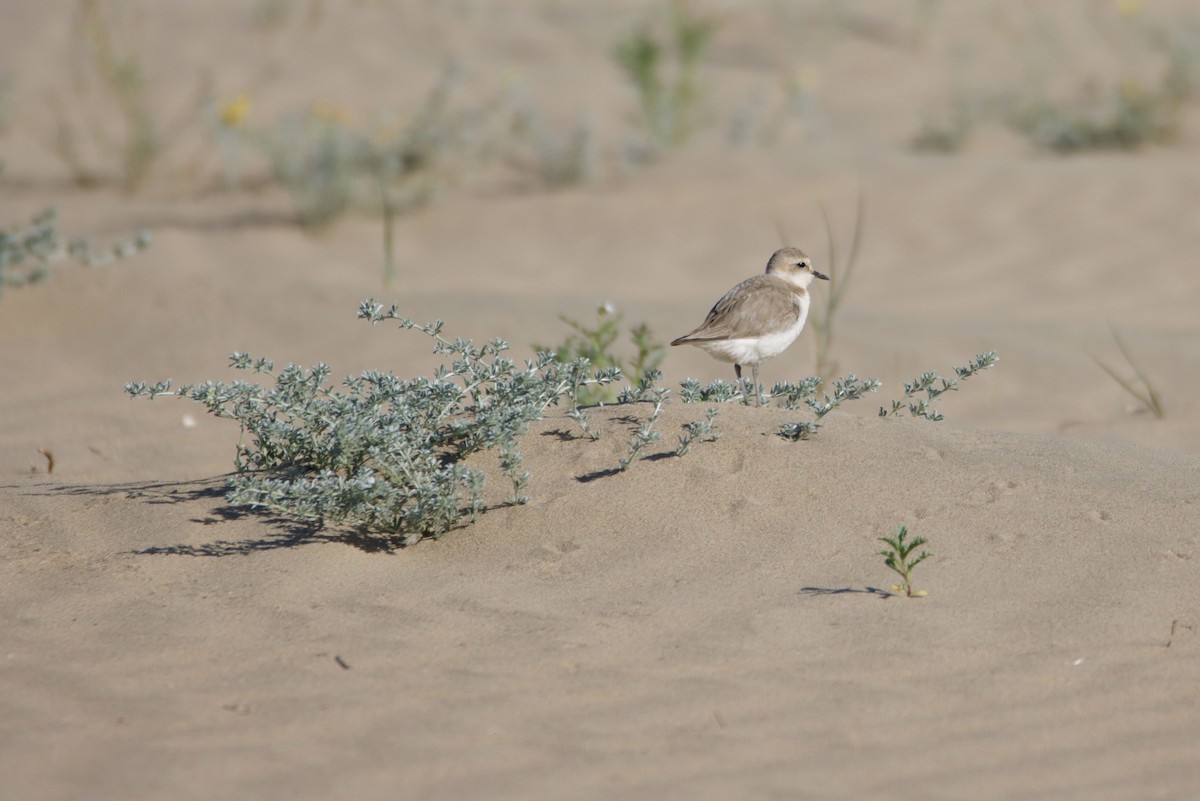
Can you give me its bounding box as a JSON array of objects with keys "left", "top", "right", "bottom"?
[
  {"left": 379, "top": 174, "right": 398, "bottom": 289},
  {"left": 813, "top": 190, "right": 865, "bottom": 381},
  {"left": 1092, "top": 322, "right": 1164, "bottom": 418}
]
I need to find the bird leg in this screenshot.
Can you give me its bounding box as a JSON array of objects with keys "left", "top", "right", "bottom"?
[
  {"left": 751, "top": 364, "right": 761, "bottom": 407},
  {"left": 734, "top": 364, "right": 748, "bottom": 405}
]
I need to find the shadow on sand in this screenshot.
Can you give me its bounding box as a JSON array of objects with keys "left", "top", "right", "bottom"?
[
  {"left": 798, "top": 586, "right": 895, "bottom": 599},
  {"left": 37, "top": 475, "right": 412, "bottom": 556}
]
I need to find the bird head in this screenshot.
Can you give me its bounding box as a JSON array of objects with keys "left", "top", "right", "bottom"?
[{"left": 766, "top": 247, "right": 829, "bottom": 288}]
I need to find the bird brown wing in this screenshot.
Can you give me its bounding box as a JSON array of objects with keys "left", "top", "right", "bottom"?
[{"left": 671, "top": 276, "right": 801, "bottom": 344}]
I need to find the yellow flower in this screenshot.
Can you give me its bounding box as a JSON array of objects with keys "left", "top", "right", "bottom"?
[
  {"left": 1116, "top": 0, "right": 1142, "bottom": 17},
  {"left": 219, "top": 93, "right": 252, "bottom": 128}
]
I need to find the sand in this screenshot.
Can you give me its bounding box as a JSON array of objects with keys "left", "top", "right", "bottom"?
[{"left": 2, "top": 2, "right": 1199, "bottom": 799}]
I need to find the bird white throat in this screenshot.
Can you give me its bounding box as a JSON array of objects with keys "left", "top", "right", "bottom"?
[{"left": 670, "top": 247, "right": 829, "bottom": 404}]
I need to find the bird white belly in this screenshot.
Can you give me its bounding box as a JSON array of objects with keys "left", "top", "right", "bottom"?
[{"left": 696, "top": 310, "right": 808, "bottom": 365}]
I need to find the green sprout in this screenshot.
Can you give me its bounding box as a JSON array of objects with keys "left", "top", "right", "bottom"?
[{"left": 878, "top": 524, "right": 932, "bottom": 598}]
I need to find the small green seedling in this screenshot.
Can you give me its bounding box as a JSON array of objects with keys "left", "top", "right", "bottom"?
[{"left": 878, "top": 525, "right": 932, "bottom": 598}]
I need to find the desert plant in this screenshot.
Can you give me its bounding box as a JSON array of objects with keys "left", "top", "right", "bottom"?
[
  {"left": 808, "top": 193, "right": 866, "bottom": 382},
  {"left": 1092, "top": 324, "right": 1164, "bottom": 418},
  {"left": 614, "top": 0, "right": 715, "bottom": 151},
  {"left": 498, "top": 445, "right": 530, "bottom": 506},
  {"left": 0, "top": 206, "right": 149, "bottom": 295},
  {"left": 210, "top": 93, "right": 252, "bottom": 189},
  {"left": 255, "top": 64, "right": 508, "bottom": 229},
  {"left": 914, "top": 4, "right": 1200, "bottom": 154},
  {"left": 1010, "top": 0, "right": 1197, "bottom": 152},
  {"left": 675, "top": 350, "right": 995, "bottom": 444},
  {"left": 565, "top": 406, "right": 601, "bottom": 441},
  {"left": 880, "top": 352, "right": 998, "bottom": 421},
  {"left": 243, "top": 65, "right": 511, "bottom": 285},
  {"left": 777, "top": 374, "right": 882, "bottom": 441},
  {"left": 616, "top": 370, "right": 670, "bottom": 470},
  {"left": 127, "top": 300, "right": 620, "bottom": 545},
  {"left": 728, "top": 64, "right": 822, "bottom": 147},
  {"left": 258, "top": 109, "right": 357, "bottom": 228},
  {"left": 878, "top": 524, "right": 931, "bottom": 597},
  {"left": 678, "top": 376, "right": 744, "bottom": 405},
  {"left": 615, "top": 347, "right": 994, "bottom": 467},
  {"left": 0, "top": 73, "right": 13, "bottom": 136},
  {"left": 250, "top": 0, "right": 293, "bottom": 34},
  {"left": 1008, "top": 80, "right": 1182, "bottom": 153},
  {"left": 675, "top": 407, "right": 720, "bottom": 456},
  {"left": 912, "top": 94, "right": 987, "bottom": 153},
  {"left": 766, "top": 376, "right": 823, "bottom": 410},
  {"left": 511, "top": 105, "right": 599, "bottom": 187},
  {"left": 679, "top": 373, "right": 878, "bottom": 424},
  {"left": 537, "top": 303, "right": 665, "bottom": 405},
  {"left": 53, "top": 0, "right": 196, "bottom": 190}
]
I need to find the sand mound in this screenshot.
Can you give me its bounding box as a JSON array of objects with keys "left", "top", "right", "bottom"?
[
  {"left": 4, "top": 1, "right": 1200, "bottom": 797},
  {"left": 5, "top": 402, "right": 1199, "bottom": 799}
]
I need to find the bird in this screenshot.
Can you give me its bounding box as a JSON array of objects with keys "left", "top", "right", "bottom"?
[{"left": 670, "top": 247, "right": 828, "bottom": 405}]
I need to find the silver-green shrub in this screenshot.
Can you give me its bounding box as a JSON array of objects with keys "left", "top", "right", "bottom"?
[
  {"left": 879, "top": 351, "right": 998, "bottom": 421},
  {"left": 127, "top": 300, "right": 619, "bottom": 545},
  {"left": 1, "top": 206, "right": 149, "bottom": 294}
]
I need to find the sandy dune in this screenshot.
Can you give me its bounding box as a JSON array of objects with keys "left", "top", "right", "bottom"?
[{"left": 3, "top": 2, "right": 1199, "bottom": 799}]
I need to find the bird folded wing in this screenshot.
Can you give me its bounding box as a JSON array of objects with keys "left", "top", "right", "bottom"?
[{"left": 675, "top": 276, "right": 801, "bottom": 342}]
